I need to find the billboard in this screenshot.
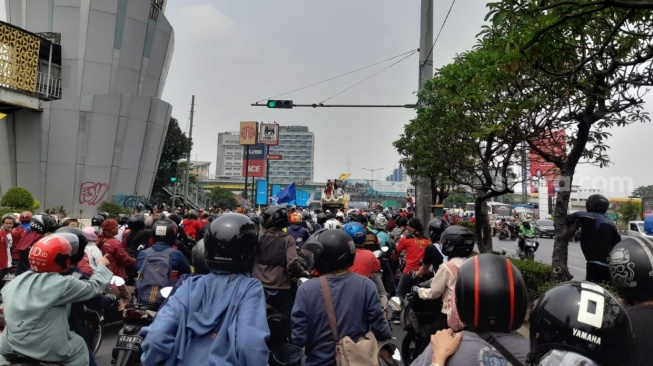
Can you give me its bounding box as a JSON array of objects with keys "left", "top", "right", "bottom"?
[
  {"left": 239, "top": 121, "right": 258, "bottom": 145},
  {"left": 343, "top": 179, "right": 408, "bottom": 197},
  {"left": 242, "top": 143, "right": 266, "bottom": 178},
  {"left": 256, "top": 179, "right": 268, "bottom": 205},
  {"left": 259, "top": 123, "right": 280, "bottom": 145},
  {"left": 530, "top": 130, "right": 566, "bottom": 197}
]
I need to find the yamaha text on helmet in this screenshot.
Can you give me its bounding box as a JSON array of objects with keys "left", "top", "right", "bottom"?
[{"left": 204, "top": 213, "right": 258, "bottom": 273}]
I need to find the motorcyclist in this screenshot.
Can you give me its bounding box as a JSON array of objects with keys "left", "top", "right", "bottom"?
[
  {"left": 517, "top": 220, "right": 538, "bottom": 253},
  {"left": 353, "top": 214, "right": 381, "bottom": 251},
  {"left": 344, "top": 222, "right": 381, "bottom": 278},
  {"left": 0, "top": 235, "right": 113, "bottom": 366},
  {"left": 122, "top": 213, "right": 152, "bottom": 258},
  {"left": 323, "top": 218, "right": 343, "bottom": 230},
  {"left": 140, "top": 214, "right": 270, "bottom": 365},
  {"left": 370, "top": 215, "right": 396, "bottom": 296},
  {"left": 412, "top": 253, "right": 530, "bottom": 366},
  {"left": 252, "top": 205, "right": 307, "bottom": 317},
  {"left": 414, "top": 217, "right": 449, "bottom": 278},
  {"left": 115, "top": 214, "right": 129, "bottom": 242},
  {"left": 90, "top": 214, "right": 105, "bottom": 236},
  {"left": 15, "top": 214, "right": 59, "bottom": 275},
  {"left": 609, "top": 237, "right": 653, "bottom": 365},
  {"left": 389, "top": 216, "right": 408, "bottom": 244},
  {"left": 98, "top": 219, "right": 135, "bottom": 280},
  {"left": 568, "top": 194, "right": 622, "bottom": 283},
  {"left": 287, "top": 211, "right": 310, "bottom": 247},
  {"left": 413, "top": 225, "right": 475, "bottom": 331},
  {"left": 292, "top": 229, "right": 392, "bottom": 365}
]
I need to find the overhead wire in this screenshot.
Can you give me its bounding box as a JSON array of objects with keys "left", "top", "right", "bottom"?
[
  {"left": 254, "top": 48, "right": 419, "bottom": 103},
  {"left": 420, "top": 0, "right": 458, "bottom": 73}
]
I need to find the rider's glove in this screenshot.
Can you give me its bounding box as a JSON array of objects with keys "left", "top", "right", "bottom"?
[{"left": 411, "top": 285, "right": 420, "bottom": 294}]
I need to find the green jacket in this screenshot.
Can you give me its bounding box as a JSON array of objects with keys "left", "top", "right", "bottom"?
[
  {"left": 519, "top": 225, "right": 535, "bottom": 237},
  {"left": 0, "top": 265, "right": 112, "bottom": 359}
]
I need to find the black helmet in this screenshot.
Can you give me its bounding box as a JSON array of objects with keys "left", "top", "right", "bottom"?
[
  {"left": 440, "top": 225, "right": 475, "bottom": 258},
  {"left": 609, "top": 237, "right": 653, "bottom": 301},
  {"left": 456, "top": 254, "right": 527, "bottom": 332},
  {"left": 117, "top": 214, "right": 129, "bottom": 226},
  {"left": 54, "top": 227, "right": 89, "bottom": 264},
  {"left": 523, "top": 221, "right": 531, "bottom": 230},
  {"left": 428, "top": 217, "right": 449, "bottom": 243},
  {"left": 303, "top": 229, "right": 356, "bottom": 275},
  {"left": 407, "top": 217, "right": 424, "bottom": 232},
  {"left": 192, "top": 239, "right": 210, "bottom": 274},
  {"left": 262, "top": 205, "right": 288, "bottom": 229},
  {"left": 98, "top": 212, "right": 110, "bottom": 220},
  {"left": 204, "top": 213, "right": 258, "bottom": 273},
  {"left": 247, "top": 213, "right": 261, "bottom": 227},
  {"left": 91, "top": 215, "right": 105, "bottom": 227},
  {"left": 168, "top": 213, "right": 181, "bottom": 226},
  {"left": 144, "top": 215, "right": 155, "bottom": 229},
  {"left": 396, "top": 216, "right": 408, "bottom": 227},
  {"left": 528, "top": 281, "right": 632, "bottom": 366},
  {"left": 316, "top": 213, "right": 327, "bottom": 225},
  {"left": 152, "top": 219, "right": 177, "bottom": 245},
  {"left": 586, "top": 194, "right": 609, "bottom": 213},
  {"left": 30, "top": 214, "right": 59, "bottom": 234},
  {"left": 128, "top": 214, "right": 145, "bottom": 231}
]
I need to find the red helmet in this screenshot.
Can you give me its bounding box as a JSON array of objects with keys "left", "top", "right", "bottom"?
[
  {"left": 20, "top": 211, "right": 32, "bottom": 223},
  {"left": 28, "top": 236, "right": 72, "bottom": 273}
]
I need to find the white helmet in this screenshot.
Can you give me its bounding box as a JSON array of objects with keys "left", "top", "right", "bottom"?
[
  {"left": 374, "top": 215, "right": 388, "bottom": 230},
  {"left": 324, "top": 218, "right": 343, "bottom": 230},
  {"left": 336, "top": 212, "right": 345, "bottom": 220}
]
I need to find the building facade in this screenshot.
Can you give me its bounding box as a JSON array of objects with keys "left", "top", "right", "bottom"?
[
  {"left": 386, "top": 166, "right": 407, "bottom": 182},
  {"left": 215, "top": 132, "right": 244, "bottom": 178},
  {"left": 0, "top": 0, "right": 174, "bottom": 216},
  {"left": 268, "top": 125, "right": 314, "bottom": 185}
]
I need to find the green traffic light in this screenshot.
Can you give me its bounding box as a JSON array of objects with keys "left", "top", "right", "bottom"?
[
  {"left": 267, "top": 100, "right": 276, "bottom": 108},
  {"left": 170, "top": 177, "right": 177, "bottom": 182}
]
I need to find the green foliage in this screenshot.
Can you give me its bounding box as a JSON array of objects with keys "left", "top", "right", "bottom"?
[
  {"left": 631, "top": 185, "right": 653, "bottom": 198},
  {"left": 151, "top": 118, "right": 192, "bottom": 201},
  {"left": 98, "top": 201, "right": 131, "bottom": 217},
  {"left": 617, "top": 199, "right": 642, "bottom": 224},
  {"left": 33, "top": 200, "right": 40, "bottom": 211},
  {"left": 1, "top": 187, "right": 35, "bottom": 210},
  {"left": 208, "top": 187, "right": 238, "bottom": 210},
  {"left": 509, "top": 258, "right": 558, "bottom": 301},
  {"left": 456, "top": 221, "right": 476, "bottom": 231}
]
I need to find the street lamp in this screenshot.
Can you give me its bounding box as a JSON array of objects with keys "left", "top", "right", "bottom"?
[{"left": 362, "top": 167, "right": 383, "bottom": 208}]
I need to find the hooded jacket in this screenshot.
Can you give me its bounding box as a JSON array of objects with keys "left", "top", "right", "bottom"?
[
  {"left": 140, "top": 271, "right": 270, "bottom": 366},
  {"left": 286, "top": 224, "right": 310, "bottom": 246}
]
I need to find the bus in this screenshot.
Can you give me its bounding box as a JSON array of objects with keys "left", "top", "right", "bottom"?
[{"left": 465, "top": 202, "right": 512, "bottom": 216}]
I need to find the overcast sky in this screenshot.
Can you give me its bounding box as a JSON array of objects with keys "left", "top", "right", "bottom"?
[{"left": 4, "top": 1, "right": 652, "bottom": 197}]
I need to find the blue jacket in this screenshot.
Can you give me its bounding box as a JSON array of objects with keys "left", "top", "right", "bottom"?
[
  {"left": 292, "top": 273, "right": 392, "bottom": 366},
  {"left": 136, "top": 243, "right": 191, "bottom": 275},
  {"left": 140, "top": 271, "right": 270, "bottom": 366},
  {"left": 287, "top": 224, "right": 310, "bottom": 246}
]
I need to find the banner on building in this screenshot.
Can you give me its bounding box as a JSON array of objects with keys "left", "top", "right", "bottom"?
[
  {"left": 242, "top": 143, "right": 266, "bottom": 178},
  {"left": 256, "top": 179, "right": 268, "bottom": 205},
  {"left": 529, "top": 130, "right": 566, "bottom": 197},
  {"left": 239, "top": 121, "right": 258, "bottom": 145},
  {"left": 259, "top": 123, "right": 280, "bottom": 145},
  {"left": 643, "top": 197, "right": 653, "bottom": 217}
]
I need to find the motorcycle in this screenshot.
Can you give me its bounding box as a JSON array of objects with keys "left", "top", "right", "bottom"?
[
  {"left": 518, "top": 235, "right": 538, "bottom": 260},
  {"left": 111, "top": 284, "right": 170, "bottom": 366},
  {"left": 389, "top": 284, "right": 441, "bottom": 365},
  {"left": 267, "top": 280, "right": 307, "bottom": 366}
]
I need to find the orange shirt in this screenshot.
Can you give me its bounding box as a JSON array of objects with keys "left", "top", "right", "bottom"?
[
  {"left": 396, "top": 234, "right": 430, "bottom": 274},
  {"left": 348, "top": 248, "right": 381, "bottom": 278}
]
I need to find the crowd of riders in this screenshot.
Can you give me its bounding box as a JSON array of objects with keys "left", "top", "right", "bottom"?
[{"left": 0, "top": 193, "right": 650, "bottom": 365}]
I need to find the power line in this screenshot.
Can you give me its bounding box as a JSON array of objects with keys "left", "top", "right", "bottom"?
[
  {"left": 319, "top": 50, "right": 418, "bottom": 104},
  {"left": 421, "top": 0, "right": 457, "bottom": 73},
  {"left": 254, "top": 48, "right": 419, "bottom": 103}
]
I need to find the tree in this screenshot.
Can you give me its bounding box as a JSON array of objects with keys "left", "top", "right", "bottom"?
[
  {"left": 152, "top": 118, "right": 192, "bottom": 201},
  {"left": 208, "top": 187, "right": 238, "bottom": 210},
  {"left": 617, "top": 199, "right": 642, "bottom": 224},
  {"left": 483, "top": 1, "right": 653, "bottom": 279},
  {"left": 632, "top": 185, "right": 653, "bottom": 198},
  {"left": 1, "top": 187, "right": 35, "bottom": 210}
]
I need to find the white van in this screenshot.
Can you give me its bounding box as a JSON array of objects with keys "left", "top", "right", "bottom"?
[{"left": 627, "top": 221, "right": 653, "bottom": 238}]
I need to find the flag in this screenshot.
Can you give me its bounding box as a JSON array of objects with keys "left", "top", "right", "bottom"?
[
  {"left": 339, "top": 174, "right": 351, "bottom": 180},
  {"left": 274, "top": 183, "right": 296, "bottom": 204}
]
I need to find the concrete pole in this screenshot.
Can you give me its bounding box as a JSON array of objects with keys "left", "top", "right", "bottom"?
[
  {"left": 184, "top": 95, "right": 195, "bottom": 206},
  {"left": 416, "top": 0, "right": 434, "bottom": 225}
]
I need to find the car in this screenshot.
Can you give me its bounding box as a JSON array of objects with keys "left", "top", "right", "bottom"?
[
  {"left": 533, "top": 219, "right": 555, "bottom": 238},
  {"left": 627, "top": 221, "right": 653, "bottom": 239}
]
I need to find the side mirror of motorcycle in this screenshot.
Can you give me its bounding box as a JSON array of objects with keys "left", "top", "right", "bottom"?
[
  {"left": 110, "top": 276, "right": 125, "bottom": 287},
  {"left": 160, "top": 286, "right": 173, "bottom": 299},
  {"left": 373, "top": 250, "right": 382, "bottom": 258},
  {"left": 388, "top": 296, "right": 403, "bottom": 312},
  {"left": 381, "top": 246, "right": 389, "bottom": 253}
]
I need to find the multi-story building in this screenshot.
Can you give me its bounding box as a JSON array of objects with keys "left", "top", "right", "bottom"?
[
  {"left": 386, "top": 166, "right": 407, "bottom": 182},
  {"left": 268, "top": 125, "right": 314, "bottom": 185},
  {"left": 215, "top": 132, "right": 244, "bottom": 178}
]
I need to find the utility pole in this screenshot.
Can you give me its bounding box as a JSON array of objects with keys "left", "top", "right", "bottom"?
[
  {"left": 416, "top": 0, "right": 434, "bottom": 225},
  {"left": 184, "top": 95, "right": 195, "bottom": 206}
]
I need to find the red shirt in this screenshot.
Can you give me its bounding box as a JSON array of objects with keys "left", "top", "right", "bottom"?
[
  {"left": 0, "top": 231, "right": 10, "bottom": 269},
  {"left": 182, "top": 219, "right": 202, "bottom": 240},
  {"left": 348, "top": 248, "right": 381, "bottom": 278},
  {"left": 396, "top": 234, "right": 430, "bottom": 274},
  {"left": 100, "top": 237, "right": 136, "bottom": 279}
]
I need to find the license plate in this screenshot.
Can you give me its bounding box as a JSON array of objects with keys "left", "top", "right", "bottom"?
[{"left": 116, "top": 335, "right": 143, "bottom": 351}]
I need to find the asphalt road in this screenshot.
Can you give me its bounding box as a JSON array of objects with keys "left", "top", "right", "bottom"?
[{"left": 95, "top": 236, "right": 593, "bottom": 366}]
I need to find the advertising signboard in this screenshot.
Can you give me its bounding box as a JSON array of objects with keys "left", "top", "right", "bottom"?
[
  {"left": 259, "top": 123, "right": 280, "bottom": 145},
  {"left": 239, "top": 121, "right": 258, "bottom": 145},
  {"left": 530, "top": 130, "right": 566, "bottom": 197},
  {"left": 242, "top": 143, "right": 266, "bottom": 178},
  {"left": 256, "top": 179, "right": 268, "bottom": 205}
]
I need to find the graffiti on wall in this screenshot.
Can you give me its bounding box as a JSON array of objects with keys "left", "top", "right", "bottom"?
[
  {"left": 79, "top": 182, "right": 109, "bottom": 205},
  {"left": 114, "top": 194, "right": 152, "bottom": 210}
]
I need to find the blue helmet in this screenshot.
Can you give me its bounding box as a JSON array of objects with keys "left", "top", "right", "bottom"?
[
  {"left": 644, "top": 214, "right": 653, "bottom": 235},
  {"left": 343, "top": 222, "right": 366, "bottom": 246}
]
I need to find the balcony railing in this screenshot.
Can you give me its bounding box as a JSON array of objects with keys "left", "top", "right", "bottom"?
[{"left": 35, "top": 71, "right": 61, "bottom": 100}]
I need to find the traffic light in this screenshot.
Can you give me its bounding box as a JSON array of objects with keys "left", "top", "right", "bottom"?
[
  {"left": 267, "top": 100, "right": 293, "bottom": 109},
  {"left": 170, "top": 176, "right": 177, "bottom": 182}
]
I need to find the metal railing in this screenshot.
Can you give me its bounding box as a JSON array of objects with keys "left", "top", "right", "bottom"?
[{"left": 35, "top": 71, "right": 61, "bottom": 100}]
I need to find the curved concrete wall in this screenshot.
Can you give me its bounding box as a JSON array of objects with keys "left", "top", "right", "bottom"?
[{"left": 0, "top": 0, "right": 174, "bottom": 216}]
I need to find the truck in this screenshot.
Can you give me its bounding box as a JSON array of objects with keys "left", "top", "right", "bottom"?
[
  {"left": 321, "top": 187, "right": 349, "bottom": 213},
  {"left": 627, "top": 221, "right": 653, "bottom": 239}
]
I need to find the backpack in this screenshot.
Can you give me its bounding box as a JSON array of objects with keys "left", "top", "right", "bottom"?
[
  {"left": 445, "top": 261, "right": 463, "bottom": 331},
  {"left": 136, "top": 247, "right": 175, "bottom": 306}
]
